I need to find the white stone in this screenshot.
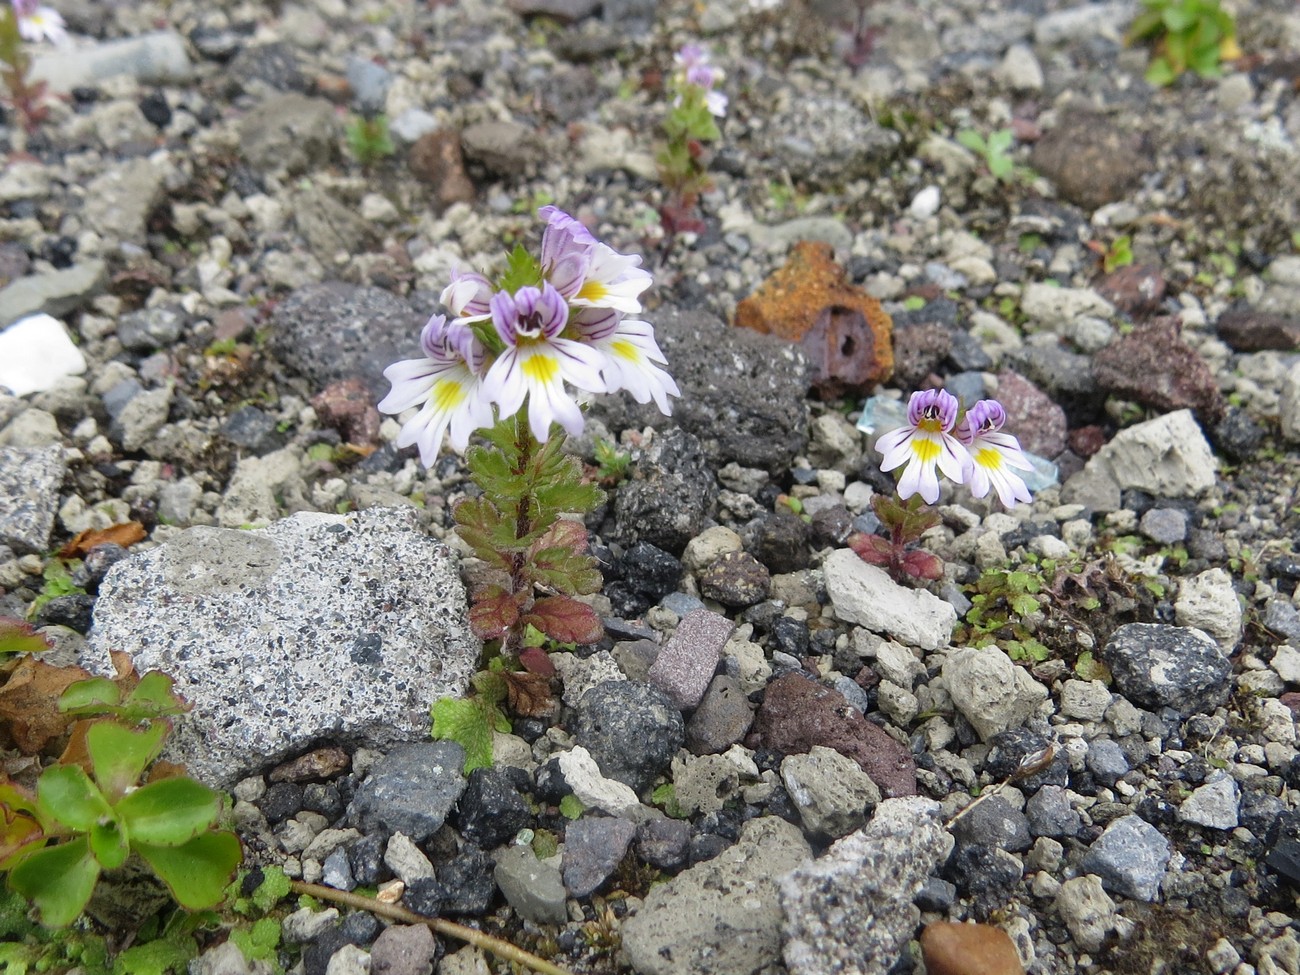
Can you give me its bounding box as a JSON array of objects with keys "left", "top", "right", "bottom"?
[
  {"left": 384, "top": 832, "right": 435, "bottom": 883},
  {"left": 995, "top": 43, "right": 1044, "bottom": 91},
  {"left": 1273, "top": 645, "right": 1300, "bottom": 684},
  {"left": 1020, "top": 283, "right": 1114, "bottom": 329},
  {"left": 824, "top": 549, "right": 957, "bottom": 651},
  {"left": 873, "top": 640, "right": 926, "bottom": 688},
  {"left": 555, "top": 746, "right": 646, "bottom": 820},
  {"left": 1281, "top": 361, "right": 1300, "bottom": 444},
  {"left": 1177, "top": 775, "right": 1239, "bottom": 830},
  {"left": 0, "top": 315, "right": 87, "bottom": 396},
  {"left": 942, "top": 646, "right": 1049, "bottom": 741},
  {"left": 682, "top": 526, "right": 744, "bottom": 572},
  {"left": 781, "top": 746, "right": 881, "bottom": 838},
  {"left": 1175, "top": 568, "right": 1243, "bottom": 651},
  {"left": 1060, "top": 679, "right": 1112, "bottom": 722},
  {"left": 30, "top": 31, "right": 192, "bottom": 93},
  {"left": 325, "top": 943, "right": 370, "bottom": 975},
  {"left": 1081, "top": 410, "right": 1217, "bottom": 499},
  {"left": 1054, "top": 875, "right": 1117, "bottom": 953},
  {"left": 908, "top": 185, "right": 941, "bottom": 220}
]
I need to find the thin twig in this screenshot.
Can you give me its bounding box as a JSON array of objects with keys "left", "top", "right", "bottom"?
[{"left": 289, "top": 881, "right": 575, "bottom": 975}]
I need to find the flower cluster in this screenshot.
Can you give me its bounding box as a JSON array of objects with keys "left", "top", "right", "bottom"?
[
  {"left": 876, "top": 389, "right": 1033, "bottom": 508},
  {"left": 672, "top": 43, "right": 727, "bottom": 119},
  {"left": 7, "top": 0, "right": 64, "bottom": 43},
  {"left": 379, "top": 206, "right": 679, "bottom": 466}
]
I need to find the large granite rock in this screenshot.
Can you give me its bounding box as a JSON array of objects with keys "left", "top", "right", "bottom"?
[{"left": 84, "top": 508, "right": 479, "bottom": 788}]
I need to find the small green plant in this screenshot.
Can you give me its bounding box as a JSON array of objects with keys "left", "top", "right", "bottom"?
[
  {"left": 955, "top": 128, "right": 1032, "bottom": 184},
  {"left": 27, "top": 558, "right": 85, "bottom": 620},
  {"left": 1126, "top": 0, "right": 1240, "bottom": 85},
  {"left": 957, "top": 567, "right": 1052, "bottom": 662},
  {"left": 657, "top": 43, "right": 727, "bottom": 238},
  {"left": 1103, "top": 235, "right": 1134, "bottom": 273},
  {"left": 0, "top": 616, "right": 49, "bottom": 657},
  {"left": 345, "top": 113, "right": 395, "bottom": 166},
  {"left": 593, "top": 438, "right": 632, "bottom": 484},
  {"left": 0, "top": 673, "right": 241, "bottom": 927}
]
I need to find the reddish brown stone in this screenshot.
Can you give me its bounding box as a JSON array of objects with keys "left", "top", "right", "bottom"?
[
  {"left": 408, "top": 129, "right": 476, "bottom": 209},
  {"left": 921, "top": 922, "right": 1025, "bottom": 975},
  {"left": 312, "top": 377, "right": 383, "bottom": 446},
  {"left": 734, "top": 241, "right": 893, "bottom": 398},
  {"left": 1095, "top": 264, "right": 1166, "bottom": 318},
  {"left": 697, "top": 551, "right": 771, "bottom": 608},
  {"left": 269, "top": 745, "right": 351, "bottom": 783},
  {"left": 1092, "top": 316, "right": 1225, "bottom": 421},
  {"left": 995, "top": 370, "right": 1067, "bottom": 458},
  {"left": 1068, "top": 425, "right": 1107, "bottom": 459},
  {"left": 1216, "top": 308, "right": 1300, "bottom": 352},
  {"left": 745, "top": 672, "right": 916, "bottom": 797}
]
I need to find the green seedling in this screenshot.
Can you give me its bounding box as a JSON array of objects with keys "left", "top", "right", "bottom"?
[
  {"left": 1103, "top": 235, "right": 1134, "bottom": 273},
  {"left": 848, "top": 494, "right": 944, "bottom": 584},
  {"left": 593, "top": 438, "right": 631, "bottom": 484},
  {"left": 27, "top": 559, "right": 85, "bottom": 620},
  {"left": 1126, "top": 0, "right": 1240, "bottom": 85},
  {"left": 955, "top": 128, "right": 1032, "bottom": 184},
  {"left": 0, "top": 677, "right": 241, "bottom": 927},
  {"left": 345, "top": 114, "right": 395, "bottom": 166}
]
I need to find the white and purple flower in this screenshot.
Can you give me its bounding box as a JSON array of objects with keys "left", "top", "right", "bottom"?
[
  {"left": 955, "top": 399, "right": 1034, "bottom": 508},
  {"left": 9, "top": 0, "right": 65, "bottom": 43},
  {"left": 673, "top": 42, "right": 727, "bottom": 118},
  {"left": 539, "top": 206, "right": 653, "bottom": 314},
  {"left": 875, "top": 388, "right": 971, "bottom": 505},
  {"left": 377, "top": 315, "right": 494, "bottom": 467},
  {"left": 573, "top": 307, "right": 680, "bottom": 416}
]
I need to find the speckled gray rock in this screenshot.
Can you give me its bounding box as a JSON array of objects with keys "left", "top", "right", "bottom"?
[
  {"left": 824, "top": 549, "right": 957, "bottom": 651},
  {"left": 1025, "top": 785, "right": 1082, "bottom": 839},
  {"left": 84, "top": 508, "right": 479, "bottom": 787},
  {"left": 270, "top": 282, "right": 424, "bottom": 398},
  {"left": 1099, "top": 623, "right": 1231, "bottom": 717},
  {"left": 781, "top": 746, "right": 881, "bottom": 839},
  {"left": 942, "top": 646, "right": 1049, "bottom": 741},
  {"left": 0, "top": 262, "right": 107, "bottom": 325},
  {"left": 82, "top": 160, "right": 165, "bottom": 246},
  {"left": 562, "top": 816, "right": 637, "bottom": 897},
  {"left": 756, "top": 96, "right": 900, "bottom": 188},
  {"left": 613, "top": 427, "right": 718, "bottom": 553},
  {"left": 493, "top": 846, "right": 567, "bottom": 925},
  {"left": 1079, "top": 814, "right": 1171, "bottom": 902},
  {"left": 950, "top": 794, "right": 1031, "bottom": 853},
  {"left": 622, "top": 816, "right": 811, "bottom": 975},
  {"left": 573, "top": 681, "right": 683, "bottom": 793},
  {"left": 369, "top": 924, "right": 439, "bottom": 975},
  {"left": 1177, "top": 774, "right": 1239, "bottom": 830},
  {"left": 352, "top": 743, "right": 467, "bottom": 843},
  {"left": 780, "top": 797, "right": 951, "bottom": 975},
  {"left": 0, "top": 445, "right": 65, "bottom": 553},
  {"left": 1174, "top": 568, "right": 1242, "bottom": 651},
  {"left": 648, "top": 608, "right": 734, "bottom": 710},
  {"left": 590, "top": 308, "right": 810, "bottom": 474},
  {"left": 238, "top": 93, "right": 339, "bottom": 176}
]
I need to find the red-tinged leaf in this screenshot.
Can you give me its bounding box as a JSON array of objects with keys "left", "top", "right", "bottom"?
[
  {"left": 0, "top": 617, "right": 51, "bottom": 656},
  {"left": 530, "top": 519, "right": 589, "bottom": 559},
  {"left": 901, "top": 550, "right": 944, "bottom": 581},
  {"left": 522, "top": 596, "right": 604, "bottom": 646},
  {"left": 503, "top": 671, "right": 557, "bottom": 719},
  {"left": 469, "top": 585, "right": 522, "bottom": 641},
  {"left": 518, "top": 646, "right": 557, "bottom": 677},
  {"left": 848, "top": 532, "right": 893, "bottom": 566}
]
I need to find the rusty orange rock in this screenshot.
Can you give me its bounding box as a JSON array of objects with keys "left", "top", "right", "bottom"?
[
  {"left": 920, "top": 921, "right": 1025, "bottom": 975},
  {"left": 734, "top": 240, "right": 893, "bottom": 398}
]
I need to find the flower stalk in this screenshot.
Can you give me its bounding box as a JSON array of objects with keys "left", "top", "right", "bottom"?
[{"left": 1, "top": 0, "right": 64, "bottom": 136}]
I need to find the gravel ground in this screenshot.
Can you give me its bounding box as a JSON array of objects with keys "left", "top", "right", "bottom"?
[{"left": 3, "top": 0, "right": 1300, "bottom": 973}]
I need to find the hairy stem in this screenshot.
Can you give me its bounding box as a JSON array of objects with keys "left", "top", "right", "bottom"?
[{"left": 289, "top": 881, "right": 575, "bottom": 975}]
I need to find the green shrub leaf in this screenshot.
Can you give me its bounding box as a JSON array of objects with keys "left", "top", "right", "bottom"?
[
  {"left": 87, "top": 721, "right": 168, "bottom": 803},
  {"left": 88, "top": 816, "right": 129, "bottom": 870},
  {"left": 431, "top": 697, "right": 494, "bottom": 772},
  {"left": 116, "top": 778, "right": 221, "bottom": 847},
  {"left": 134, "top": 831, "right": 242, "bottom": 910},
  {"left": 36, "top": 765, "right": 111, "bottom": 833},
  {"left": 522, "top": 596, "right": 604, "bottom": 646},
  {"left": 8, "top": 836, "right": 100, "bottom": 927}
]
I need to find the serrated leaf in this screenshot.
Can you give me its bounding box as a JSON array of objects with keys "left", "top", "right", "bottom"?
[
  {"left": 123, "top": 672, "right": 190, "bottom": 719},
  {"left": 503, "top": 671, "right": 556, "bottom": 719},
  {"left": 522, "top": 596, "right": 604, "bottom": 646},
  {"left": 431, "top": 697, "right": 494, "bottom": 772},
  {"left": 8, "top": 836, "right": 100, "bottom": 927},
  {"left": 252, "top": 865, "right": 293, "bottom": 914},
  {"left": 528, "top": 546, "right": 602, "bottom": 597},
  {"left": 471, "top": 670, "right": 508, "bottom": 705},
  {"left": 469, "top": 585, "right": 522, "bottom": 641},
  {"left": 498, "top": 244, "right": 545, "bottom": 295},
  {"left": 955, "top": 129, "right": 986, "bottom": 153},
  {"left": 534, "top": 480, "right": 603, "bottom": 518},
  {"left": 453, "top": 498, "right": 516, "bottom": 570},
  {"left": 117, "top": 778, "right": 221, "bottom": 847},
  {"left": 135, "top": 830, "right": 242, "bottom": 910},
  {"left": 87, "top": 720, "right": 168, "bottom": 803},
  {"left": 1074, "top": 651, "right": 1112, "bottom": 684},
  {"left": 36, "top": 764, "right": 111, "bottom": 833},
  {"left": 1009, "top": 593, "right": 1040, "bottom": 616}
]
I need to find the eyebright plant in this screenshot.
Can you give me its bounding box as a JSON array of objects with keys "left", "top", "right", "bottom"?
[
  {"left": 656, "top": 43, "right": 727, "bottom": 238},
  {"left": 1, "top": 0, "right": 63, "bottom": 135},
  {"left": 345, "top": 113, "right": 396, "bottom": 167},
  {"left": 0, "top": 671, "right": 242, "bottom": 927},
  {"left": 955, "top": 128, "right": 1033, "bottom": 185},
  {"left": 379, "top": 205, "right": 678, "bottom": 770},
  {"left": 1126, "top": 0, "right": 1240, "bottom": 86},
  {"left": 849, "top": 389, "right": 1033, "bottom": 584}
]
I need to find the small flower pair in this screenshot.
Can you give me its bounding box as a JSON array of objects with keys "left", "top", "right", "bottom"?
[
  {"left": 379, "top": 207, "right": 679, "bottom": 466},
  {"left": 673, "top": 43, "right": 727, "bottom": 118},
  {"left": 8, "top": 0, "right": 65, "bottom": 43},
  {"left": 875, "top": 389, "right": 1033, "bottom": 508}
]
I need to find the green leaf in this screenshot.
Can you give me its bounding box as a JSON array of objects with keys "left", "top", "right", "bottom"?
[
  {"left": 134, "top": 831, "right": 243, "bottom": 910},
  {"left": 522, "top": 596, "right": 604, "bottom": 646},
  {"left": 1074, "top": 651, "right": 1112, "bottom": 683},
  {"left": 87, "top": 721, "right": 168, "bottom": 803},
  {"left": 8, "top": 837, "right": 100, "bottom": 927},
  {"left": 955, "top": 129, "right": 986, "bottom": 153},
  {"left": 1145, "top": 56, "right": 1177, "bottom": 85},
  {"left": 498, "top": 244, "right": 544, "bottom": 295},
  {"left": 89, "top": 816, "right": 129, "bottom": 870},
  {"left": 251, "top": 866, "right": 292, "bottom": 914},
  {"left": 558, "top": 795, "right": 584, "bottom": 821},
  {"left": 36, "top": 765, "right": 112, "bottom": 834},
  {"left": 230, "top": 917, "right": 282, "bottom": 964},
  {"left": 1008, "top": 593, "right": 1041, "bottom": 617},
  {"left": 470, "top": 670, "right": 508, "bottom": 706},
  {"left": 1161, "top": 5, "right": 1196, "bottom": 32},
  {"left": 0, "top": 617, "right": 50, "bottom": 656},
  {"left": 111, "top": 934, "right": 198, "bottom": 975},
  {"left": 123, "top": 672, "right": 190, "bottom": 719},
  {"left": 987, "top": 128, "right": 1013, "bottom": 154},
  {"left": 116, "top": 778, "right": 221, "bottom": 847},
  {"left": 452, "top": 497, "right": 515, "bottom": 571},
  {"left": 431, "top": 697, "right": 494, "bottom": 772},
  {"left": 58, "top": 677, "right": 122, "bottom": 716}
]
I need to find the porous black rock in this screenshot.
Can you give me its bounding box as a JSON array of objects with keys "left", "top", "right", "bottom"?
[
  {"left": 573, "top": 680, "right": 684, "bottom": 793},
  {"left": 1099, "top": 623, "right": 1231, "bottom": 717},
  {"left": 613, "top": 428, "right": 718, "bottom": 554},
  {"left": 350, "top": 742, "right": 466, "bottom": 842},
  {"left": 453, "top": 767, "right": 534, "bottom": 849}
]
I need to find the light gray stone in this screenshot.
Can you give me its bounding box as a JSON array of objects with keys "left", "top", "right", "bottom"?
[
  {"left": 780, "top": 746, "right": 881, "bottom": 839},
  {"left": 0, "top": 262, "right": 107, "bottom": 326},
  {"left": 83, "top": 508, "right": 479, "bottom": 788},
  {"left": 1072, "top": 410, "right": 1217, "bottom": 500},
  {"left": 30, "top": 31, "right": 192, "bottom": 93},
  {"left": 0, "top": 408, "right": 61, "bottom": 447},
  {"left": 191, "top": 939, "right": 276, "bottom": 975},
  {"left": 217, "top": 447, "right": 310, "bottom": 527},
  {"left": 239, "top": 94, "right": 339, "bottom": 176},
  {"left": 1273, "top": 645, "right": 1300, "bottom": 685},
  {"left": 623, "top": 817, "right": 811, "bottom": 975},
  {"left": 994, "top": 43, "right": 1044, "bottom": 91},
  {"left": 1059, "top": 679, "right": 1111, "bottom": 723},
  {"left": 282, "top": 906, "right": 341, "bottom": 943},
  {"left": 1054, "top": 875, "right": 1117, "bottom": 954},
  {"left": 111, "top": 382, "right": 173, "bottom": 452},
  {"left": 0, "top": 162, "right": 51, "bottom": 203},
  {"left": 942, "top": 646, "right": 1049, "bottom": 741},
  {"left": 1020, "top": 283, "right": 1114, "bottom": 329},
  {"left": 0, "top": 445, "right": 65, "bottom": 553},
  {"left": 493, "top": 846, "right": 567, "bottom": 926},
  {"left": 1174, "top": 568, "right": 1242, "bottom": 651},
  {"left": 83, "top": 160, "right": 165, "bottom": 246},
  {"left": 1033, "top": 2, "right": 1133, "bottom": 44},
  {"left": 1177, "top": 774, "right": 1239, "bottom": 830},
  {"left": 1281, "top": 360, "right": 1300, "bottom": 444},
  {"left": 1079, "top": 815, "right": 1171, "bottom": 902},
  {"left": 384, "top": 832, "right": 435, "bottom": 883},
  {"left": 824, "top": 549, "right": 956, "bottom": 651},
  {"left": 555, "top": 746, "right": 644, "bottom": 820},
  {"left": 325, "top": 943, "right": 369, "bottom": 975},
  {"left": 780, "top": 797, "right": 951, "bottom": 975}
]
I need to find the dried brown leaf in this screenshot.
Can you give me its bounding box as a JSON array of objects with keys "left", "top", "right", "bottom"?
[{"left": 58, "top": 521, "right": 147, "bottom": 559}]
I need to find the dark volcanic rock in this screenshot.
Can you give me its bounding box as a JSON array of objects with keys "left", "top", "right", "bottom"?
[
  {"left": 1099, "top": 623, "right": 1231, "bottom": 718},
  {"left": 573, "top": 681, "right": 684, "bottom": 793},
  {"left": 697, "top": 551, "right": 771, "bottom": 608},
  {"left": 613, "top": 428, "right": 718, "bottom": 553},
  {"left": 1095, "top": 264, "right": 1167, "bottom": 318},
  {"left": 994, "top": 369, "right": 1067, "bottom": 458},
  {"left": 1216, "top": 308, "right": 1300, "bottom": 352},
  {"left": 746, "top": 673, "right": 917, "bottom": 798},
  {"left": 562, "top": 816, "right": 637, "bottom": 897},
  {"left": 589, "top": 308, "right": 811, "bottom": 474},
  {"left": 453, "top": 767, "right": 533, "bottom": 849},
  {"left": 350, "top": 742, "right": 467, "bottom": 842}
]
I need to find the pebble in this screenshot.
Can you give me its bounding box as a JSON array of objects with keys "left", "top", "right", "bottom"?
[
  {"left": 942, "top": 647, "right": 1049, "bottom": 741},
  {"left": 1099, "top": 623, "right": 1231, "bottom": 718},
  {"left": 1177, "top": 775, "right": 1240, "bottom": 830},
  {"left": 573, "top": 680, "right": 683, "bottom": 793},
  {"left": 780, "top": 745, "right": 881, "bottom": 839},
  {"left": 951, "top": 795, "right": 1032, "bottom": 854},
  {"left": 1053, "top": 875, "right": 1117, "bottom": 954},
  {"left": 1139, "top": 507, "right": 1189, "bottom": 544},
  {"left": 30, "top": 31, "right": 192, "bottom": 93},
  {"left": 561, "top": 816, "right": 637, "bottom": 897},
  {"left": 1079, "top": 815, "right": 1171, "bottom": 902},
  {"left": 384, "top": 833, "right": 435, "bottom": 884},
  {"left": 0, "top": 445, "right": 66, "bottom": 554},
  {"left": 685, "top": 674, "right": 755, "bottom": 755},
  {"left": 1024, "top": 785, "right": 1082, "bottom": 839},
  {"left": 647, "top": 608, "right": 733, "bottom": 710},
  {"left": 1174, "top": 568, "right": 1243, "bottom": 651},
  {"left": 369, "top": 925, "right": 439, "bottom": 975},
  {"left": 493, "top": 845, "right": 567, "bottom": 926},
  {"left": 0, "top": 315, "right": 87, "bottom": 396},
  {"left": 453, "top": 767, "right": 533, "bottom": 848},
  {"left": 824, "top": 549, "right": 957, "bottom": 652}
]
